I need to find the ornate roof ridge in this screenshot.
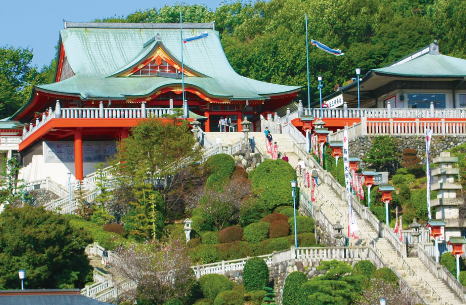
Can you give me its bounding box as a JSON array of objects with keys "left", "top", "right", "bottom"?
[{"left": 64, "top": 21, "right": 215, "bottom": 30}]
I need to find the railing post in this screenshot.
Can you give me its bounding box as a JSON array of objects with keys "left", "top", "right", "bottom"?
[
  {"left": 416, "top": 119, "right": 420, "bottom": 135},
  {"left": 361, "top": 117, "right": 367, "bottom": 135},
  {"left": 389, "top": 119, "right": 393, "bottom": 135},
  {"left": 387, "top": 101, "right": 391, "bottom": 118},
  {"left": 430, "top": 101, "right": 435, "bottom": 118},
  {"left": 441, "top": 118, "right": 446, "bottom": 135},
  {"left": 343, "top": 102, "right": 348, "bottom": 118},
  {"left": 298, "top": 100, "right": 304, "bottom": 117},
  {"left": 286, "top": 107, "right": 291, "bottom": 122},
  {"left": 222, "top": 260, "right": 225, "bottom": 275},
  {"left": 55, "top": 100, "right": 61, "bottom": 118},
  {"left": 141, "top": 102, "right": 146, "bottom": 118},
  {"left": 99, "top": 101, "right": 104, "bottom": 118}
]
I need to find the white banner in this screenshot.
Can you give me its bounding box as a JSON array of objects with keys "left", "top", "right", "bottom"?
[
  {"left": 426, "top": 129, "right": 433, "bottom": 220},
  {"left": 343, "top": 128, "right": 359, "bottom": 239}
]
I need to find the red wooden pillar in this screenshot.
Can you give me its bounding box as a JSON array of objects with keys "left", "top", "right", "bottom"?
[
  {"left": 74, "top": 130, "right": 83, "bottom": 180},
  {"left": 205, "top": 111, "right": 210, "bottom": 132},
  {"left": 237, "top": 111, "right": 242, "bottom": 132},
  {"left": 120, "top": 129, "right": 128, "bottom": 140}
]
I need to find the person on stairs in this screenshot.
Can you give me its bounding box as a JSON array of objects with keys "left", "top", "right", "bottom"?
[
  {"left": 102, "top": 248, "right": 109, "bottom": 268},
  {"left": 264, "top": 127, "right": 272, "bottom": 143},
  {"left": 311, "top": 166, "right": 319, "bottom": 187},
  {"left": 295, "top": 158, "right": 306, "bottom": 176},
  {"left": 282, "top": 152, "right": 289, "bottom": 162}
]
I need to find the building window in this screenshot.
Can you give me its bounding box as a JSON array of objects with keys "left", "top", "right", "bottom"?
[
  {"left": 224, "top": 105, "right": 236, "bottom": 111},
  {"left": 459, "top": 94, "right": 466, "bottom": 108},
  {"left": 407, "top": 94, "right": 446, "bottom": 109},
  {"left": 212, "top": 105, "right": 222, "bottom": 111}
]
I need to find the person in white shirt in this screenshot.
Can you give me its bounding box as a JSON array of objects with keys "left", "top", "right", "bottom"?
[
  {"left": 295, "top": 158, "right": 306, "bottom": 175},
  {"left": 219, "top": 117, "right": 225, "bottom": 132}
]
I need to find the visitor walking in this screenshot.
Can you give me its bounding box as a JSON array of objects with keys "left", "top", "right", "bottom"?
[
  {"left": 282, "top": 152, "right": 289, "bottom": 162},
  {"left": 225, "top": 116, "right": 229, "bottom": 132},
  {"left": 264, "top": 127, "right": 272, "bottom": 142},
  {"left": 295, "top": 158, "right": 306, "bottom": 176},
  {"left": 311, "top": 166, "right": 319, "bottom": 187},
  {"left": 219, "top": 117, "right": 225, "bottom": 132},
  {"left": 102, "top": 248, "right": 109, "bottom": 267}
]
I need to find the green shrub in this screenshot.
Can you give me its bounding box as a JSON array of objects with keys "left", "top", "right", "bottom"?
[
  {"left": 261, "top": 213, "right": 289, "bottom": 223},
  {"left": 399, "top": 184, "right": 411, "bottom": 200},
  {"left": 249, "top": 159, "right": 297, "bottom": 210},
  {"left": 288, "top": 216, "right": 315, "bottom": 234},
  {"left": 199, "top": 274, "right": 234, "bottom": 300},
  {"left": 440, "top": 252, "right": 465, "bottom": 275},
  {"left": 375, "top": 267, "right": 398, "bottom": 284},
  {"left": 194, "top": 299, "right": 214, "bottom": 305},
  {"left": 231, "top": 166, "right": 248, "bottom": 180},
  {"left": 203, "top": 232, "right": 219, "bottom": 245},
  {"left": 239, "top": 198, "right": 269, "bottom": 227},
  {"left": 245, "top": 290, "right": 266, "bottom": 305},
  {"left": 353, "top": 260, "right": 376, "bottom": 279},
  {"left": 216, "top": 241, "right": 250, "bottom": 261},
  {"left": 290, "top": 233, "right": 317, "bottom": 247},
  {"left": 269, "top": 220, "right": 289, "bottom": 238},
  {"left": 273, "top": 206, "right": 291, "bottom": 214},
  {"left": 219, "top": 226, "right": 244, "bottom": 243},
  {"left": 396, "top": 168, "right": 409, "bottom": 175},
  {"left": 188, "top": 237, "right": 202, "bottom": 248},
  {"left": 266, "top": 237, "right": 291, "bottom": 253},
  {"left": 280, "top": 208, "right": 295, "bottom": 219},
  {"left": 205, "top": 154, "right": 236, "bottom": 190},
  {"left": 393, "top": 174, "right": 415, "bottom": 186},
  {"left": 283, "top": 271, "right": 308, "bottom": 305},
  {"left": 213, "top": 291, "right": 244, "bottom": 305},
  {"left": 232, "top": 284, "right": 245, "bottom": 295},
  {"left": 459, "top": 271, "right": 466, "bottom": 286},
  {"left": 243, "top": 257, "right": 269, "bottom": 292},
  {"left": 164, "top": 298, "right": 184, "bottom": 305},
  {"left": 201, "top": 245, "right": 219, "bottom": 264},
  {"left": 103, "top": 223, "right": 126, "bottom": 237},
  {"left": 244, "top": 222, "right": 270, "bottom": 244},
  {"left": 68, "top": 216, "right": 124, "bottom": 250}
]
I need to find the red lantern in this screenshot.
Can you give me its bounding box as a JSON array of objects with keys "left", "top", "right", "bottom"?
[
  {"left": 449, "top": 237, "right": 466, "bottom": 256},
  {"left": 349, "top": 157, "right": 360, "bottom": 172},
  {"left": 378, "top": 185, "right": 395, "bottom": 203},
  {"left": 362, "top": 171, "right": 377, "bottom": 188},
  {"left": 315, "top": 128, "right": 329, "bottom": 144},
  {"left": 427, "top": 220, "right": 446, "bottom": 239},
  {"left": 329, "top": 141, "right": 343, "bottom": 159}
]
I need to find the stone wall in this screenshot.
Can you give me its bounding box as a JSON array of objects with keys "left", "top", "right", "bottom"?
[{"left": 350, "top": 135, "right": 466, "bottom": 171}]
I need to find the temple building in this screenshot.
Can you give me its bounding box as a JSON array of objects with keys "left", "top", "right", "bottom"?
[{"left": 4, "top": 22, "right": 300, "bottom": 183}]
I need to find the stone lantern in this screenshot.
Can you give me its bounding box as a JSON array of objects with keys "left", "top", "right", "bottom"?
[
  {"left": 333, "top": 220, "right": 345, "bottom": 246},
  {"left": 183, "top": 218, "right": 193, "bottom": 243},
  {"left": 190, "top": 119, "right": 201, "bottom": 141},
  {"left": 409, "top": 218, "right": 421, "bottom": 244},
  {"left": 241, "top": 117, "right": 251, "bottom": 150}
]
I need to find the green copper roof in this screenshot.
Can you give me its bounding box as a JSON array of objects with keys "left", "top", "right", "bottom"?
[
  {"left": 349, "top": 157, "right": 361, "bottom": 162},
  {"left": 378, "top": 185, "right": 395, "bottom": 191},
  {"left": 427, "top": 220, "right": 446, "bottom": 227},
  {"left": 449, "top": 237, "right": 466, "bottom": 245},
  {"left": 0, "top": 120, "right": 22, "bottom": 129},
  {"left": 328, "top": 141, "right": 343, "bottom": 147},
  {"left": 35, "top": 26, "right": 300, "bottom": 100},
  {"left": 373, "top": 54, "right": 466, "bottom": 77},
  {"left": 362, "top": 171, "right": 377, "bottom": 176}
]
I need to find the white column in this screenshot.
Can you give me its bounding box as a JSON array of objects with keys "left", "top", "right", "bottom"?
[
  {"left": 141, "top": 102, "right": 146, "bottom": 118},
  {"left": 55, "top": 100, "right": 61, "bottom": 118}
]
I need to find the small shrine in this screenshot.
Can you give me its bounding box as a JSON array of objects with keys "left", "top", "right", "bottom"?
[{"left": 431, "top": 152, "right": 463, "bottom": 241}]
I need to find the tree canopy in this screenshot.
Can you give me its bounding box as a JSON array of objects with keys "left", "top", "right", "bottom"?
[{"left": 0, "top": 206, "right": 93, "bottom": 289}]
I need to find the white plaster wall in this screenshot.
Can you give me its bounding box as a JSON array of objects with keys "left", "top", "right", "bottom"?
[
  {"left": 19, "top": 154, "right": 104, "bottom": 184},
  {"left": 435, "top": 206, "right": 459, "bottom": 220},
  {"left": 445, "top": 229, "right": 462, "bottom": 241}
]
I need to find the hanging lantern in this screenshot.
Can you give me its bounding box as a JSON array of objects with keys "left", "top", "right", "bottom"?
[
  {"left": 362, "top": 171, "right": 377, "bottom": 188},
  {"left": 349, "top": 157, "right": 360, "bottom": 172},
  {"left": 427, "top": 220, "right": 445, "bottom": 239},
  {"left": 329, "top": 141, "right": 343, "bottom": 159},
  {"left": 378, "top": 185, "right": 395, "bottom": 203},
  {"left": 448, "top": 237, "right": 466, "bottom": 256}
]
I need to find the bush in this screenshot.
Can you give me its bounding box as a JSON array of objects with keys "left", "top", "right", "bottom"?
[
  {"left": 396, "top": 168, "right": 409, "bottom": 175},
  {"left": 239, "top": 198, "right": 269, "bottom": 227},
  {"left": 245, "top": 290, "right": 266, "bottom": 305},
  {"left": 292, "top": 233, "right": 316, "bottom": 246},
  {"left": 459, "top": 271, "right": 466, "bottom": 286},
  {"left": 244, "top": 222, "right": 270, "bottom": 244},
  {"left": 213, "top": 291, "right": 244, "bottom": 305},
  {"left": 201, "top": 245, "right": 219, "bottom": 264},
  {"left": 266, "top": 237, "right": 291, "bottom": 253},
  {"left": 249, "top": 159, "right": 297, "bottom": 210},
  {"left": 280, "top": 208, "right": 295, "bottom": 219},
  {"left": 199, "top": 274, "right": 234, "bottom": 300},
  {"left": 273, "top": 206, "right": 290, "bottom": 214},
  {"left": 103, "top": 223, "right": 126, "bottom": 236},
  {"left": 440, "top": 252, "right": 465, "bottom": 275},
  {"left": 202, "top": 232, "right": 219, "bottom": 245},
  {"left": 269, "top": 220, "right": 290, "bottom": 238},
  {"left": 164, "top": 298, "right": 184, "bottom": 305},
  {"left": 195, "top": 299, "right": 214, "bottom": 305},
  {"left": 375, "top": 267, "right": 398, "bottom": 284},
  {"left": 288, "top": 216, "right": 315, "bottom": 234},
  {"left": 219, "top": 226, "right": 244, "bottom": 243},
  {"left": 205, "top": 154, "right": 236, "bottom": 190},
  {"left": 188, "top": 237, "right": 202, "bottom": 248},
  {"left": 283, "top": 271, "right": 308, "bottom": 305},
  {"left": 68, "top": 216, "right": 124, "bottom": 250},
  {"left": 216, "top": 241, "right": 250, "bottom": 261},
  {"left": 353, "top": 260, "right": 376, "bottom": 279},
  {"left": 231, "top": 166, "right": 248, "bottom": 181},
  {"left": 232, "top": 284, "right": 245, "bottom": 295},
  {"left": 399, "top": 184, "right": 411, "bottom": 200},
  {"left": 261, "top": 213, "right": 289, "bottom": 223},
  {"left": 243, "top": 257, "right": 269, "bottom": 292},
  {"left": 392, "top": 174, "right": 415, "bottom": 186}
]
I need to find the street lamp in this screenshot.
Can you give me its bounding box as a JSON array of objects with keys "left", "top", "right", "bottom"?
[
  {"left": 68, "top": 172, "right": 72, "bottom": 215},
  {"left": 291, "top": 180, "right": 298, "bottom": 257},
  {"left": 380, "top": 298, "right": 386, "bottom": 305},
  {"left": 317, "top": 75, "right": 323, "bottom": 118},
  {"left": 356, "top": 68, "right": 361, "bottom": 109},
  {"left": 18, "top": 269, "right": 25, "bottom": 290}
]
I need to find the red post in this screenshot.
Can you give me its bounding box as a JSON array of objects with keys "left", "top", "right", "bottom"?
[
  {"left": 205, "top": 111, "right": 210, "bottom": 132},
  {"left": 237, "top": 111, "right": 242, "bottom": 132},
  {"left": 120, "top": 129, "right": 128, "bottom": 140},
  {"left": 74, "top": 130, "right": 83, "bottom": 180}
]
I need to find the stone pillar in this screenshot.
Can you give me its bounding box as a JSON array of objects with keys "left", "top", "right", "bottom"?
[
  {"left": 343, "top": 102, "right": 348, "bottom": 118},
  {"left": 55, "top": 100, "right": 61, "bottom": 118},
  {"left": 74, "top": 130, "right": 83, "bottom": 180},
  {"left": 298, "top": 100, "right": 304, "bottom": 117},
  {"left": 141, "top": 101, "right": 146, "bottom": 118}
]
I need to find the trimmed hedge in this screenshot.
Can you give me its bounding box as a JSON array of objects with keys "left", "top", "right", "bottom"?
[
  {"left": 243, "top": 257, "right": 269, "bottom": 292},
  {"left": 288, "top": 216, "right": 315, "bottom": 234},
  {"left": 460, "top": 271, "right": 466, "bottom": 286},
  {"left": 205, "top": 154, "right": 236, "bottom": 191},
  {"left": 440, "top": 252, "right": 465, "bottom": 275},
  {"left": 219, "top": 226, "right": 244, "bottom": 243},
  {"left": 261, "top": 213, "right": 289, "bottom": 224},
  {"left": 283, "top": 271, "right": 308, "bottom": 305},
  {"left": 266, "top": 237, "right": 291, "bottom": 253},
  {"left": 269, "top": 220, "right": 290, "bottom": 238},
  {"left": 231, "top": 166, "right": 248, "bottom": 181},
  {"left": 239, "top": 197, "right": 269, "bottom": 227},
  {"left": 194, "top": 299, "right": 214, "bottom": 305},
  {"left": 188, "top": 237, "right": 202, "bottom": 248},
  {"left": 163, "top": 298, "right": 184, "bottom": 305},
  {"left": 202, "top": 232, "right": 219, "bottom": 245},
  {"left": 103, "top": 223, "right": 126, "bottom": 236},
  {"left": 288, "top": 233, "right": 317, "bottom": 247},
  {"left": 68, "top": 216, "right": 124, "bottom": 250},
  {"left": 353, "top": 260, "right": 376, "bottom": 279},
  {"left": 375, "top": 267, "right": 398, "bottom": 284},
  {"left": 280, "top": 208, "right": 295, "bottom": 219},
  {"left": 249, "top": 159, "right": 297, "bottom": 210},
  {"left": 244, "top": 222, "right": 270, "bottom": 244},
  {"left": 199, "top": 274, "right": 234, "bottom": 300},
  {"left": 213, "top": 291, "right": 244, "bottom": 305},
  {"left": 245, "top": 290, "right": 266, "bottom": 305}
]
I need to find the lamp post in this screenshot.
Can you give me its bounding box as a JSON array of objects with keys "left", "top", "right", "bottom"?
[
  {"left": 427, "top": 220, "right": 445, "bottom": 263},
  {"left": 448, "top": 237, "right": 466, "bottom": 280},
  {"left": 18, "top": 269, "right": 25, "bottom": 290},
  {"left": 68, "top": 172, "right": 72, "bottom": 215},
  {"left": 362, "top": 171, "right": 377, "bottom": 208},
  {"left": 356, "top": 68, "right": 361, "bottom": 109},
  {"left": 379, "top": 185, "right": 395, "bottom": 226},
  {"left": 380, "top": 298, "right": 386, "bottom": 305},
  {"left": 317, "top": 75, "right": 323, "bottom": 118},
  {"left": 291, "top": 180, "right": 298, "bottom": 257}
]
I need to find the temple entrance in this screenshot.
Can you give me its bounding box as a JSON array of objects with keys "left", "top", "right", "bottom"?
[{"left": 209, "top": 114, "right": 239, "bottom": 132}]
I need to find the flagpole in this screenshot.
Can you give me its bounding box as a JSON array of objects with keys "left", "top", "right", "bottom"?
[
  {"left": 180, "top": 11, "right": 187, "bottom": 119},
  {"left": 305, "top": 14, "right": 311, "bottom": 116}
]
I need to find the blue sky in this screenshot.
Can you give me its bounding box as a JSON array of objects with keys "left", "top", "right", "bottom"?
[{"left": 0, "top": 0, "right": 224, "bottom": 69}]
